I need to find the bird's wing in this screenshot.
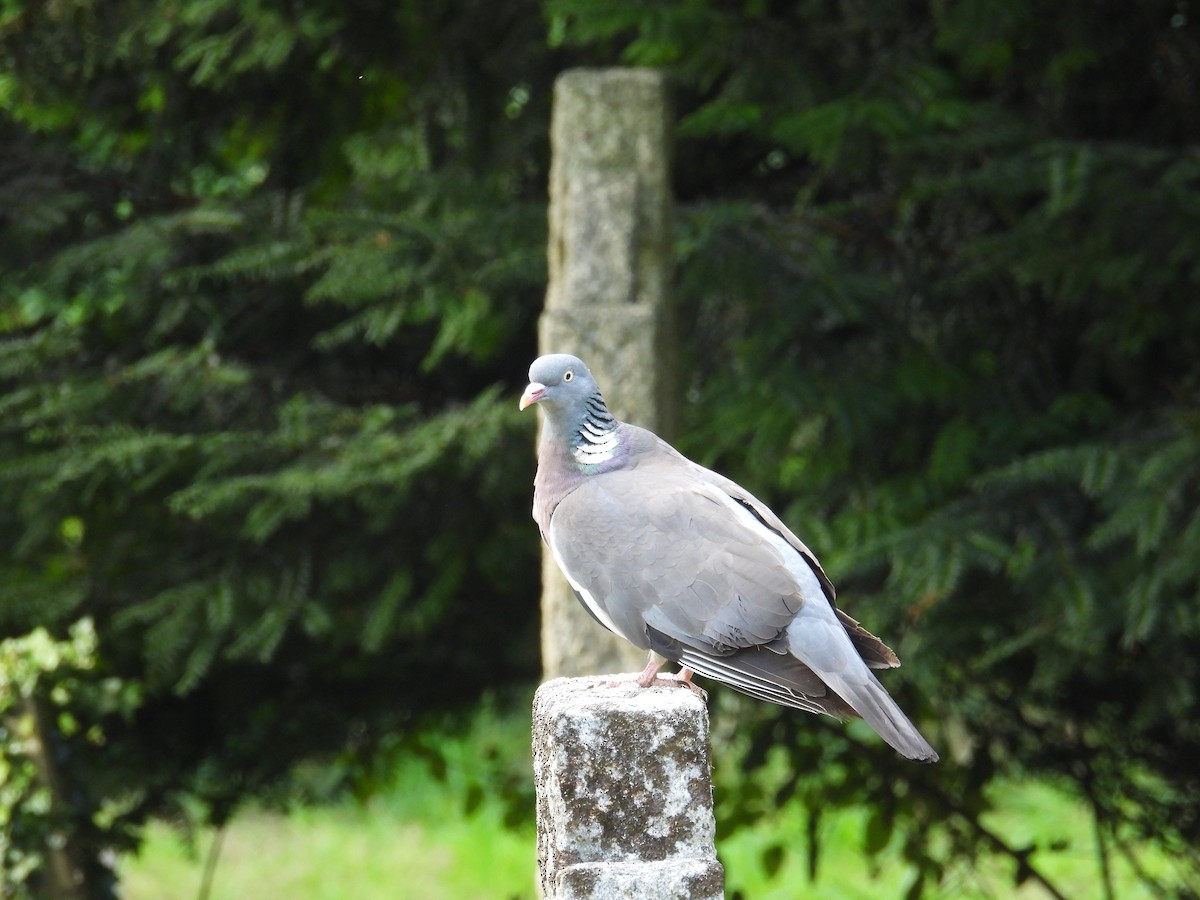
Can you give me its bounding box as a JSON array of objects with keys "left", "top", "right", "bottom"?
[
  {"left": 663, "top": 438, "right": 900, "bottom": 670},
  {"left": 547, "top": 455, "right": 871, "bottom": 714},
  {"left": 548, "top": 464, "right": 804, "bottom": 651}
]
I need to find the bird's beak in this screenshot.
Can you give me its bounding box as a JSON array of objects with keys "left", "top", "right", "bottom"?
[{"left": 519, "top": 382, "right": 546, "bottom": 411}]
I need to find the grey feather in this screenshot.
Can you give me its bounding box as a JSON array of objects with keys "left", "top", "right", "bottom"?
[{"left": 522, "top": 354, "right": 938, "bottom": 762}]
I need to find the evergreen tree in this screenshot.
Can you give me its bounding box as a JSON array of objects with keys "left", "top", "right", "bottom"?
[
  {"left": 1, "top": 1, "right": 553, "bottom": 891},
  {"left": 549, "top": 0, "right": 1200, "bottom": 892},
  {"left": 2, "top": 0, "right": 1198, "bottom": 895}
]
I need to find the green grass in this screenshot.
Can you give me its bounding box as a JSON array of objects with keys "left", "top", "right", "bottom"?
[
  {"left": 120, "top": 776, "right": 1181, "bottom": 900},
  {"left": 121, "top": 802, "right": 535, "bottom": 900},
  {"left": 119, "top": 711, "right": 1185, "bottom": 899},
  {"left": 718, "top": 777, "right": 1180, "bottom": 899},
  {"left": 120, "top": 704, "right": 539, "bottom": 900}
]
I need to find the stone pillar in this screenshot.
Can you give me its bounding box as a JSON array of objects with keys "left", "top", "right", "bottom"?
[
  {"left": 540, "top": 67, "right": 677, "bottom": 679},
  {"left": 533, "top": 676, "right": 724, "bottom": 900}
]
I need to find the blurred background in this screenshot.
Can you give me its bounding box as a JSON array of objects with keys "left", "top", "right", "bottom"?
[{"left": 1, "top": 1, "right": 1197, "bottom": 897}]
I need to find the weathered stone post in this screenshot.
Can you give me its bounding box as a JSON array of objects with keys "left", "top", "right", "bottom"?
[
  {"left": 540, "top": 67, "right": 677, "bottom": 679},
  {"left": 532, "top": 68, "right": 718, "bottom": 900},
  {"left": 533, "top": 677, "right": 725, "bottom": 900}
]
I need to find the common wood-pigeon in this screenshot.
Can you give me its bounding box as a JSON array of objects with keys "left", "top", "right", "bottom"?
[{"left": 521, "top": 354, "right": 938, "bottom": 762}]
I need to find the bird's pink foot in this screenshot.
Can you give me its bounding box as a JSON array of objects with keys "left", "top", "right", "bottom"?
[
  {"left": 655, "top": 666, "right": 708, "bottom": 700},
  {"left": 635, "top": 656, "right": 664, "bottom": 687},
  {"left": 607, "top": 662, "right": 707, "bottom": 700},
  {"left": 605, "top": 656, "right": 665, "bottom": 689}
]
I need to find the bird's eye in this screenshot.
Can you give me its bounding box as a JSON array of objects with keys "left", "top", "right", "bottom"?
[{"left": 563, "top": 370, "right": 573, "bottom": 382}]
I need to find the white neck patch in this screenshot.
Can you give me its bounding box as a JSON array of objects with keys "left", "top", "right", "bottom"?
[{"left": 572, "top": 420, "right": 620, "bottom": 465}]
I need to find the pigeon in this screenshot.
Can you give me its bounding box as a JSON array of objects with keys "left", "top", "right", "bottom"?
[{"left": 520, "top": 353, "right": 938, "bottom": 762}]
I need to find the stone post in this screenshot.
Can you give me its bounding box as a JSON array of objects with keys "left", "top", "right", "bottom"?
[
  {"left": 533, "top": 677, "right": 725, "bottom": 900},
  {"left": 540, "top": 67, "right": 677, "bottom": 679}
]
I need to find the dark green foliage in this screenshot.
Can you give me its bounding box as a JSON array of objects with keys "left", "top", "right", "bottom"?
[
  {"left": 1, "top": 0, "right": 552, "bottom": 891},
  {"left": 552, "top": 0, "right": 1200, "bottom": 894},
  {"left": 4, "top": 0, "right": 1200, "bottom": 896}
]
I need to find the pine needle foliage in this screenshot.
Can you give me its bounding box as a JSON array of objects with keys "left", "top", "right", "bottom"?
[
  {"left": 4, "top": 0, "right": 1200, "bottom": 896},
  {"left": 2, "top": 0, "right": 551, "bottom": 891},
  {"left": 553, "top": 0, "right": 1200, "bottom": 894}
]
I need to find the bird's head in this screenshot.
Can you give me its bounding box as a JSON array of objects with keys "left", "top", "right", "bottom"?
[{"left": 519, "top": 354, "right": 601, "bottom": 413}]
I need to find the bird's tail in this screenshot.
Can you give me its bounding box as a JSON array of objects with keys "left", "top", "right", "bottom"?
[
  {"left": 818, "top": 667, "right": 939, "bottom": 762},
  {"left": 787, "top": 616, "right": 939, "bottom": 762}
]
